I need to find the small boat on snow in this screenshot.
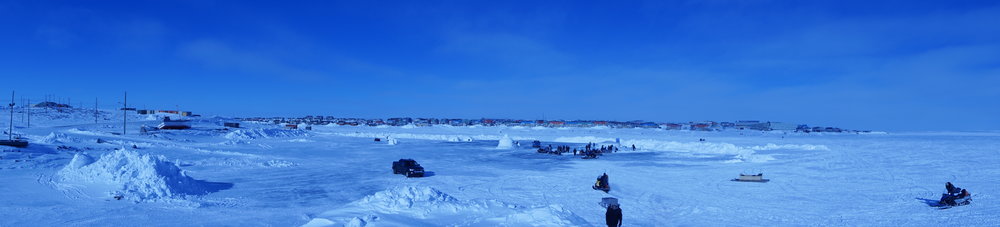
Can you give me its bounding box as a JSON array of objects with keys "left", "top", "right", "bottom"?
[
  {"left": 158, "top": 117, "right": 191, "bottom": 129},
  {"left": 732, "top": 173, "right": 769, "bottom": 182}
]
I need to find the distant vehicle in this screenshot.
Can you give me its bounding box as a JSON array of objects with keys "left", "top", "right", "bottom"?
[
  {"left": 374, "top": 138, "right": 381, "bottom": 142},
  {"left": 531, "top": 140, "right": 541, "bottom": 148},
  {"left": 392, "top": 159, "right": 425, "bottom": 177}
]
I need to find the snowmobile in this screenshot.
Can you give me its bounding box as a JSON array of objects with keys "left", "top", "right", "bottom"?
[
  {"left": 531, "top": 140, "right": 541, "bottom": 148},
  {"left": 593, "top": 173, "right": 610, "bottom": 193},
  {"left": 938, "top": 192, "right": 972, "bottom": 207}
]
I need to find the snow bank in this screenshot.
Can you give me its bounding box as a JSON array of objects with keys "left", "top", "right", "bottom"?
[
  {"left": 750, "top": 143, "right": 830, "bottom": 151},
  {"left": 223, "top": 128, "right": 307, "bottom": 144},
  {"left": 620, "top": 139, "right": 828, "bottom": 163},
  {"left": 554, "top": 136, "right": 617, "bottom": 144},
  {"left": 333, "top": 132, "right": 484, "bottom": 142},
  {"left": 57, "top": 149, "right": 227, "bottom": 202},
  {"left": 304, "top": 186, "right": 588, "bottom": 227}
]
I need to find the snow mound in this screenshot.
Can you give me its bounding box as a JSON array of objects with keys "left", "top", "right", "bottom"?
[
  {"left": 305, "top": 186, "right": 588, "bottom": 227},
  {"left": 57, "top": 149, "right": 229, "bottom": 202},
  {"left": 67, "top": 153, "right": 96, "bottom": 168},
  {"left": 38, "top": 132, "right": 80, "bottom": 144},
  {"left": 386, "top": 137, "right": 398, "bottom": 145},
  {"left": 496, "top": 135, "right": 514, "bottom": 149}
]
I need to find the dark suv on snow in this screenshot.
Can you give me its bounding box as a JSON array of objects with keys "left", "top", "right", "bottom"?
[{"left": 392, "top": 159, "right": 425, "bottom": 177}]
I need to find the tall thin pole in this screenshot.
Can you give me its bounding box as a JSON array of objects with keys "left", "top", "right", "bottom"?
[
  {"left": 123, "top": 92, "right": 127, "bottom": 135},
  {"left": 26, "top": 98, "right": 29, "bottom": 128},
  {"left": 8, "top": 91, "right": 14, "bottom": 140},
  {"left": 95, "top": 98, "right": 98, "bottom": 124}
]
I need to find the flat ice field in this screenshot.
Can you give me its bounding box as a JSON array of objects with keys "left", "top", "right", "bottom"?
[{"left": 2, "top": 111, "right": 999, "bottom": 226}]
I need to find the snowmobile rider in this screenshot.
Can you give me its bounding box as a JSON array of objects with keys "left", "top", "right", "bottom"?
[
  {"left": 946, "top": 182, "right": 958, "bottom": 194},
  {"left": 606, "top": 204, "right": 622, "bottom": 227}
]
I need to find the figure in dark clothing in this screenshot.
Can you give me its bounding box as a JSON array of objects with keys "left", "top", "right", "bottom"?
[
  {"left": 946, "top": 182, "right": 958, "bottom": 194},
  {"left": 631, "top": 144, "right": 636, "bottom": 151},
  {"left": 606, "top": 204, "right": 622, "bottom": 227}
]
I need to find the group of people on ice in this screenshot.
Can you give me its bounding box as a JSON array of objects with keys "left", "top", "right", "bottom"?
[
  {"left": 575, "top": 143, "right": 620, "bottom": 159},
  {"left": 939, "top": 182, "right": 972, "bottom": 207},
  {"left": 534, "top": 142, "right": 630, "bottom": 160}
]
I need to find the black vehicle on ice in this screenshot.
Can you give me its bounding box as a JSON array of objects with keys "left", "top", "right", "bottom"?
[{"left": 392, "top": 159, "right": 425, "bottom": 177}]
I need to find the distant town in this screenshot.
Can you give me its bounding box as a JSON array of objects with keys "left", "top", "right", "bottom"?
[
  {"left": 236, "top": 116, "right": 869, "bottom": 133},
  {"left": 4, "top": 100, "right": 867, "bottom": 133}
]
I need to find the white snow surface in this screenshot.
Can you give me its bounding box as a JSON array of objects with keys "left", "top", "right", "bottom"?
[
  {"left": 2, "top": 109, "right": 1000, "bottom": 226},
  {"left": 304, "top": 186, "right": 588, "bottom": 227}
]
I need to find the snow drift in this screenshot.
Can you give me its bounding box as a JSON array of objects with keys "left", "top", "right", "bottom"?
[
  {"left": 303, "top": 186, "right": 588, "bottom": 227},
  {"left": 223, "top": 128, "right": 307, "bottom": 144},
  {"left": 620, "top": 139, "right": 829, "bottom": 163},
  {"left": 57, "top": 150, "right": 231, "bottom": 202}
]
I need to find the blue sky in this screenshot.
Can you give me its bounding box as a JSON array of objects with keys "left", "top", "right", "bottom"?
[{"left": 1, "top": 1, "right": 998, "bottom": 131}]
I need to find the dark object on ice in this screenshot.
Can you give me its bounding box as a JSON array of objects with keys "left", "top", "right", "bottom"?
[
  {"left": 114, "top": 195, "right": 123, "bottom": 200},
  {"left": 392, "top": 159, "right": 425, "bottom": 177},
  {"left": 374, "top": 138, "right": 381, "bottom": 142},
  {"left": 0, "top": 140, "right": 28, "bottom": 148},
  {"left": 531, "top": 140, "right": 541, "bottom": 148},
  {"left": 605, "top": 204, "right": 622, "bottom": 227},
  {"left": 732, "top": 173, "right": 769, "bottom": 183},
  {"left": 96, "top": 138, "right": 106, "bottom": 144},
  {"left": 223, "top": 122, "right": 240, "bottom": 128},
  {"left": 593, "top": 173, "right": 610, "bottom": 192},
  {"left": 938, "top": 183, "right": 972, "bottom": 207}
]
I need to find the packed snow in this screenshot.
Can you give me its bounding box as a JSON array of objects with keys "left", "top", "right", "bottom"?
[{"left": 1, "top": 108, "right": 999, "bottom": 226}]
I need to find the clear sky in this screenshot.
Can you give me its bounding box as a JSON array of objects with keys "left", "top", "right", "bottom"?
[{"left": 1, "top": 0, "right": 998, "bottom": 131}]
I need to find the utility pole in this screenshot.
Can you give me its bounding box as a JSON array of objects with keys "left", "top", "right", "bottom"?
[
  {"left": 95, "top": 98, "right": 98, "bottom": 124},
  {"left": 26, "top": 98, "right": 29, "bottom": 128},
  {"left": 122, "top": 92, "right": 127, "bottom": 135},
  {"left": 8, "top": 91, "right": 14, "bottom": 141}
]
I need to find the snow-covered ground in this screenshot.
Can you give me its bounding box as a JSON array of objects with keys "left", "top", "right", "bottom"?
[{"left": 1, "top": 108, "right": 999, "bottom": 226}]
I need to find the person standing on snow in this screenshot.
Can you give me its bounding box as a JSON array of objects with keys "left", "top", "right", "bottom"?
[{"left": 606, "top": 204, "right": 622, "bottom": 227}]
